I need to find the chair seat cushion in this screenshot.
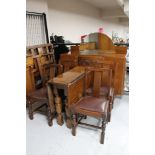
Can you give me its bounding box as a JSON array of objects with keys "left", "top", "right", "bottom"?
[
  {"left": 72, "top": 96, "right": 109, "bottom": 116},
  {"left": 27, "top": 87, "right": 48, "bottom": 100}
]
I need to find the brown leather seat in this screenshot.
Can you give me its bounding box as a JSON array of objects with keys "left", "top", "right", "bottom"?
[
  {"left": 27, "top": 87, "right": 48, "bottom": 101},
  {"left": 72, "top": 96, "right": 108, "bottom": 117}
]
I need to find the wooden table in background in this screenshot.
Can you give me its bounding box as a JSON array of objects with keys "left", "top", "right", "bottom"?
[{"left": 47, "top": 66, "right": 85, "bottom": 128}]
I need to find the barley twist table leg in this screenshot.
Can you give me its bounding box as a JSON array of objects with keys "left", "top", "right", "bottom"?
[
  {"left": 65, "top": 105, "right": 72, "bottom": 129},
  {"left": 47, "top": 84, "right": 55, "bottom": 126},
  {"left": 54, "top": 87, "right": 64, "bottom": 126}
]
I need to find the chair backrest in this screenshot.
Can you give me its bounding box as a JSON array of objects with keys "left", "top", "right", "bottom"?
[
  {"left": 26, "top": 44, "right": 58, "bottom": 90},
  {"left": 99, "top": 60, "right": 117, "bottom": 89},
  {"left": 79, "top": 58, "right": 117, "bottom": 89},
  {"left": 26, "top": 65, "right": 35, "bottom": 94},
  {"left": 26, "top": 43, "right": 55, "bottom": 63},
  {"left": 59, "top": 54, "right": 78, "bottom": 72},
  {"left": 36, "top": 56, "right": 63, "bottom": 86},
  {"left": 85, "top": 66, "right": 113, "bottom": 97}
]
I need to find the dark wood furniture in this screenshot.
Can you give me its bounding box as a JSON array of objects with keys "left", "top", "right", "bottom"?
[
  {"left": 27, "top": 60, "right": 62, "bottom": 126},
  {"left": 70, "top": 46, "right": 80, "bottom": 56},
  {"left": 59, "top": 54, "right": 78, "bottom": 72},
  {"left": 26, "top": 66, "right": 35, "bottom": 92},
  {"left": 79, "top": 50, "right": 125, "bottom": 95},
  {"left": 26, "top": 44, "right": 55, "bottom": 68},
  {"left": 26, "top": 43, "right": 56, "bottom": 87},
  {"left": 70, "top": 66, "right": 113, "bottom": 144},
  {"left": 26, "top": 54, "right": 40, "bottom": 92},
  {"left": 47, "top": 66, "right": 85, "bottom": 127},
  {"left": 26, "top": 56, "right": 35, "bottom": 94},
  {"left": 58, "top": 33, "right": 126, "bottom": 95},
  {"left": 60, "top": 50, "right": 125, "bottom": 95},
  {"left": 78, "top": 60, "right": 116, "bottom": 121},
  {"left": 84, "top": 32, "right": 127, "bottom": 53},
  {"left": 26, "top": 44, "right": 54, "bottom": 55},
  {"left": 26, "top": 44, "right": 63, "bottom": 125}
]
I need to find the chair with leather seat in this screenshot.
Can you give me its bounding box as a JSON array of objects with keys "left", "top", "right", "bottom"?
[
  {"left": 26, "top": 57, "right": 63, "bottom": 126},
  {"left": 79, "top": 59, "right": 117, "bottom": 122},
  {"left": 87, "top": 60, "right": 117, "bottom": 122},
  {"left": 70, "top": 66, "right": 113, "bottom": 144}
]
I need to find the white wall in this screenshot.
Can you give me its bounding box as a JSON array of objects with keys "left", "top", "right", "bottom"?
[
  {"left": 26, "top": 0, "right": 48, "bottom": 14},
  {"left": 26, "top": 0, "right": 129, "bottom": 42}
]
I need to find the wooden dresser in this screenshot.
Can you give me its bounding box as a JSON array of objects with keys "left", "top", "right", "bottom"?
[
  {"left": 59, "top": 33, "right": 127, "bottom": 96},
  {"left": 79, "top": 33, "right": 127, "bottom": 95}
]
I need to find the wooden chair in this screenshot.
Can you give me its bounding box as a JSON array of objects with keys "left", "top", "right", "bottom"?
[
  {"left": 35, "top": 46, "right": 58, "bottom": 87},
  {"left": 26, "top": 49, "right": 42, "bottom": 89},
  {"left": 26, "top": 65, "right": 35, "bottom": 94},
  {"left": 78, "top": 59, "right": 117, "bottom": 115},
  {"left": 59, "top": 54, "right": 78, "bottom": 72},
  {"left": 26, "top": 44, "right": 56, "bottom": 89},
  {"left": 69, "top": 66, "right": 113, "bottom": 144},
  {"left": 37, "top": 44, "right": 55, "bottom": 64},
  {"left": 26, "top": 58, "right": 63, "bottom": 126}
]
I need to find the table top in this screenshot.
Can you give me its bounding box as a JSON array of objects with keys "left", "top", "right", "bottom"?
[{"left": 48, "top": 66, "right": 85, "bottom": 85}]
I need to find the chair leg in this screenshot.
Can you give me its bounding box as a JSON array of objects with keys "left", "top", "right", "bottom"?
[
  {"left": 47, "top": 106, "right": 53, "bottom": 127},
  {"left": 65, "top": 106, "right": 72, "bottom": 129},
  {"left": 72, "top": 114, "right": 77, "bottom": 136},
  {"left": 83, "top": 115, "right": 87, "bottom": 119},
  {"left": 28, "top": 101, "right": 33, "bottom": 120},
  {"left": 112, "top": 97, "right": 114, "bottom": 109},
  {"left": 100, "top": 117, "right": 106, "bottom": 144},
  {"left": 108, "top": 103, "right": 113, "bottom": 122},
  {"left": 107, "top": 112, "right": 111, "bottom": 122}
]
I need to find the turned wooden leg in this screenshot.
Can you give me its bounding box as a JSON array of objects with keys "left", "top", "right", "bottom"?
[
  {"left": 47, "top": 84, "right": 55, "bottom": 126},
  {"left": 72, "top": 114, "right": 77, "bottom": 136},
  {"left": 54, "top": 87, "right": 64, "bottom": 126},
  {"left": 107, "top": 112, "right": 111, "bottom": 122},
  {"left": 100, "top": 117, "right": 106, "bottom": 144},
  {"left": 47, "top": 106, "right": 53, "bottom": 126},
  {"left": 112, "top": 100, "right": 114, "bottom": 109},
  {"left": 108, "top": 104, "right": 113, "bottom": 122},
  {"left": 28, "top": 101, "right": 33, "bottom": 120},
  {"left": 55, "top": 96, "right": 63, "bottom": 125},
  {"left": 83, "top": 115, "right": 87, "bottom": 119},
  {"left": 112, "top": 96, "right": 115, "bottom": 109},
  {"left": 47, "top": 84, "right": 55, "bottom": 113},
  {"left": 65, "top": 106, "right": 72, "bottom": 129}
]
